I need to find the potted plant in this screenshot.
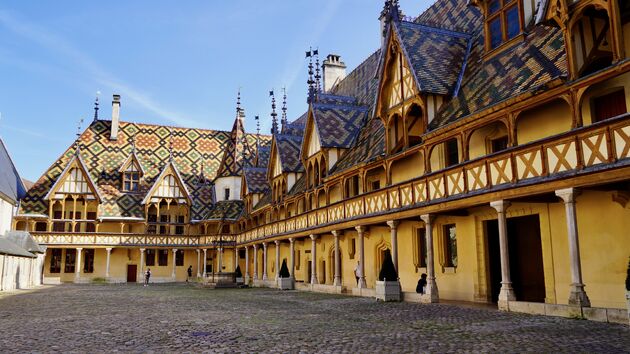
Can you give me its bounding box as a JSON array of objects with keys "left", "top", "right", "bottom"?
[
  {"left": 375, "top": 251, "right": 401, "bottom": 301},
  {"left": 235, "top": 265, "right": 244, "bottom": 285},
  {"left": 278, "top": 259, "right": 293, "bottom": 290}
]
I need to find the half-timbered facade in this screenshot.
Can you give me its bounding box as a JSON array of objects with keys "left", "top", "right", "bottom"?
[{"left": 13, "top": 0, "right": 630, "bottom": 323}]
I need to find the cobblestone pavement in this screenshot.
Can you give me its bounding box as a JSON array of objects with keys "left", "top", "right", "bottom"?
[{"left": 0, "top": 284, "right": 628, "bottom": 353}]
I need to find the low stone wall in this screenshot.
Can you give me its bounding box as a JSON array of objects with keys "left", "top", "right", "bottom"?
[{"left": 507, "top": 301, "right": 628, "bottom": 325}]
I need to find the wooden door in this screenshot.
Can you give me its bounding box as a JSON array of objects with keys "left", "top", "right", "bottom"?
[{"left": 127, "top": 264, "right": 137, "bottom": 283}]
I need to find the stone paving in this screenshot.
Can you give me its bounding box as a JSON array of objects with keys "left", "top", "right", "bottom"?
[{"left": 0, "top": 284, "right": 628, "bottom": 353}]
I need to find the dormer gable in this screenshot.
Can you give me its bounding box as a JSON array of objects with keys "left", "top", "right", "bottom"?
[
  {"left": 301, "top": 107, "right": 323, "bottom": 161},
  {"left": 45, "top": 152, "right": 102, "bottom": 202},
  {"left": 118, "top": 151, "right": 144, "bottom": 192},
  {"left": 141, "top": 161, "right": 191, "bottom": 205}
]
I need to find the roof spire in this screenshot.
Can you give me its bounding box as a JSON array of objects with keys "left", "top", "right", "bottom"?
[
  {"left": 270, "top": 90, "right": 278, "bottom": 135},
  {"left": 314, "top": 49, "right": 322, "bottom": 93},
  {"left": 306, "top": 47, "right": 316, "bottom": 103},
  {"left": 236, "top": 88, "right": 242, "bottom": 114},
  {"left": 197, "top": 158, "right": 206, "bottom": 186},
  {"left": 281, "top": 87, "right": 288, "bottom": 133},
  {"left": 93, "top": 91, "right": 100, "bottom": 121}
]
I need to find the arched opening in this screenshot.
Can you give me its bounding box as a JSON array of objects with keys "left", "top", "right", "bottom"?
[
  {"left": 344, "top": 175, "right": 361, "bottom": 198},
  {"left": 314, "top": 159, "right": 320, "bottom": 187},
  {"left": 329, "top": 183, "right": 342, "bottom": 204},
  {"left": 468, "top": 120, "right": 509, "bottom": 160},
  {"left": 319, "top": 156, "right": 327, "bottom": 183},
  {"left": 365, "top": 166, "right": 386, "bottom": 192},
  {"left": 405, "top": 104, "right": 424, "bottom": 147},
  {"left": 516, "top": 98, "right": 571, "bottom": 144},
  {"left": 390, "top": 151, "right": 424, "bottom": 184},
  {"left": 388, "top": 114, "right": 404, "bottom": 154},
  {"left": 429, "top": 138, "right": 461, "bottom": 171},
  {"left": 317, "top": 189, "right": 326, "bottom": 208},
  {"left": 570, "top": 6, "right": 614, "bottom": 77},
  {"left": 580, "top": 71, "right": 629, "bottom": 125}
]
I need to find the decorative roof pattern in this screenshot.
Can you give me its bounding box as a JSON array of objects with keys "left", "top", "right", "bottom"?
[
  {"left": 275, "top": 134, "right": 304, "bottom": 173},
  {"left": 244, "top": 167, "right": 269, "bottom": 194},
  {"left": 20, "top": 120, "right": 270, "bottom": 220},
  {"left": 394, "top": 21, "right": 471, "bottom": 95},
  {"left": 414, "top": 0, "right": 482, "bottom": 33},
  {"left": 216, "top": 116, "right": 258, "bottom": 178},
  {"left": 330, "top": 118, "right": 386, "bottom": 174},
  {"left": 0, "top": 138, "right": 26, "bottom": 203},
  {"left": 204, "top": 200, "right": 244, "bottom": 221},
  {"left": 311, "top": 101, "right": 369, "bottom": 149}
]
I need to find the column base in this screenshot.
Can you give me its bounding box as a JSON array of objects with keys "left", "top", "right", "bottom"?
[
  {"left": 425, "top": 280, "right": 439, "bottom": 303},
  {"left": 568, "top": 283, "right": 591, "bottom": 307},
  {"left": 358, "top": 278, "right": 367, "bottom": 289},
  {"left": 333, "top": 276, "right": 342, "bottom": 287}
]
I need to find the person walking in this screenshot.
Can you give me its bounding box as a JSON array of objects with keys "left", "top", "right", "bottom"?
[
  {"left": 187, "top": 265, "right": 193, "bottom": 283},
  {"left": 144, "top": 268, "right": 151, "bottom": 286}
]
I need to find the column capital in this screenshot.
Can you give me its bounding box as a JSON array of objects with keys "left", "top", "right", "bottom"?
[
  {"left": 386, "top": 220, "right": 400, "bottom": 229},
  {"left": 420, "top": 214, "right": 434, "bottom": 224},
  {"left": 262, "top": 242, "right": 268, "bottom": 249},
  {"left": 274, "top": 240, "right": 280, "bottom": 246},
  {"left": 355, "top": 225, "right": 367, "bottom": 234},
  {"left": 309, "top": 234, "right": 318, "bottom": 240},
  {"left": 196, "top": 249, "right": 200, "bottom": 254},
  {"left": 490, "top": 200, "right": 511, "bottom": 213},
  {"left": 289, "top": 237, "right": 295, "bottom": 244},
  {"left": 105, "top": 247, "right": 113, "bottom": 252},
  {"left": 253, "top": 244, "right": 258, "bottom": 250},
  {"left": 556, "top": 188, "right": 580, "bottom": 203},
  {"left": 76, "top": 247, "right": 83, "bottom": 251},
  {"left": 331, "top": 230, "right": 343, "bottom": 237},
  {"left": 139, "top": 248, "right": 146, "bottom": 253}
]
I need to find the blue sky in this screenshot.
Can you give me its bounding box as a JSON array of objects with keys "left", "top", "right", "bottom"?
[{"left": 0, "top": 0, "right": 431, "bottom": 181}]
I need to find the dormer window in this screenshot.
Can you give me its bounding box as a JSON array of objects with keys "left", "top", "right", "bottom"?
[
  {"left": 485, "top": 0, "right": 522, "bottom": 50},
  {"left": 122, "top": 164, "right": 141, "bottom": 192}
]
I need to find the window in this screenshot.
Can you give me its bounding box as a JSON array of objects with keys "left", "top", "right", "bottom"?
[
  {"left": 345, "top": 175, "right": 360, "bottom": 198},
  {"left": 53, "top": 211, "right": 64, "bottom": 232},
  {"left": 50, "top": 249, "right": 62, "bottom": 273},
  {"left": 490, "top": 136, "right": 509, "bottom": 153},
  {"left": 35, "top": 222, "right": 47, "bottom": 232},
  {"left": 445, "top": 138, "right": 459, "bottom": 167},
  {"left": 83, "top": 249, "right": 95, "bottom": 273},
  {"left": 592, "top": 89, "right": 627, "bottom": 123},
  {"left": 146, "top": 249, "right": 156, "bottom": 266},
  {"left": 224, "top": 188, "right": 230, "bottom": 201},
  {"left": 296, "top": 250, "right": 301, "bottom": 270},
  {"left": 443, "top": 224, "right": 458, "bottom": 268},
  {"left": 175, "top": 250, "right": 184, "bottom": 266},
  {"left": 158, "top": 249, "right": 169, "bottom": 266},
  {"left": 239, "top": 249, "right": 246, "bottom": 259},
  {"left": 64, "top": 249, "right": 76, "bottom": 273},
  {"left": 123, "top": 171, "right": 140, "bottom": 192},
  {"left": 486, "top": 0, "right": 522, "bottom": 50},
  {"left": 349, "top": 238, "right": 356, "bottom": 260},
  {"left": 416, "top": 228, "right": 427, "bottom": 268},
  {"left": 86, "top": 212, "right": 97, "bottom": 233}
]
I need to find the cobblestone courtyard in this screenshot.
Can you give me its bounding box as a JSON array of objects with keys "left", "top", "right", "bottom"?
[{"left": 0, "top": 284, "right": 628, "bottom": 353}]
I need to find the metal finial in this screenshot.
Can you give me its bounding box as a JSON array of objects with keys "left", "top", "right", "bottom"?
[
  {"left": 75, "top": 117, "right": 84, "bottom": 154},
  {"left": 306, "top": 47, "right": 316, "bottom": 102},
  {"left": 93, "top": 91, "right": 100, "bottom": 121},
  {"left": 314, "top": 49, "right": 321, "bottom": 92},
  {"left": 270, "top": 90, "right": 278, "bottom": 135},
  {"left": 168, "top": 128, "right": 174, "bottom": 163},
  {"left": 236, "top": 88, "right": 242, "bottom": 114},
  {"left": 281, "top": 87, "right": 288, "bottom": 132}
]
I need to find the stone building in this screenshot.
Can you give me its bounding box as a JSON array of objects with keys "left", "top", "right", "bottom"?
[{"left": 13, "top": 0, "right": 630, "bottom": 322}]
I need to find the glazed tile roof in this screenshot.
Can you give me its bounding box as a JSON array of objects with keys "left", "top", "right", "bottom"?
[
  {"left": 275, "top": 134, "right": 304, "bottom": 173},
  {"left": 243, "top": 167, "right": 269, "bottom": 194},
  {"left": 216, "top": 116, "right": 258, "bottom": 178},
  {"left": 255, "top": 146, "right": 271, "bottom": 168},
  {"left": 204, "top": 200, "right": 244, "bottom": 221},
  {"left": 287, "top": 173, "right": 306, "bottom": 196},
  {"left": 311, "top": 97, "right": 369, "bottom": 149},
  {"left": 20, "top": 120, "right": 270, "bottom": 220},
  {"left": 0, "top": 138, "right": 26, "bottom": 203},
  {"left": 394, "top": 21, "right": 471, "bottom": 95}
]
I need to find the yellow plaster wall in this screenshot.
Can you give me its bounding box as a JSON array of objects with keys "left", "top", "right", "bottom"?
[
  {"left": 516, "top": 99, "right": 571, "bottom": 144},
  {"left": 391, "top": 152, "right": 424, "bottom": 184},
  {"left": 468, "top": 122, "right": 508, "bottom": 160},
  {"left": 581, "top": 72, "right": 630, "bottom": 125}
]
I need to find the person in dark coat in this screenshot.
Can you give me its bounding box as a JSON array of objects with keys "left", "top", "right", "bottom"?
[
  {"left": 187, "top": 265, "right": 193, "bottom": 282},
  {"left": 416, "top": 273, "right": 427, "bottom": 294}
]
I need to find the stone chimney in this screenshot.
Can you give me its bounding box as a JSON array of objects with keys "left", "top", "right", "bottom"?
[
  {"left": 110, "top": 94, "right": 121, "bottom": 140},
  {"left": 322, "top": 54, "right": 347, "bottom": 93}
]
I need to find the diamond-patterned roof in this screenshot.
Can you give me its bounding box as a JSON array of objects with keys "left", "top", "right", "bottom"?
[
  {"left": 311, "top": 99, "right": 369, "bottom": 149},
  {"left": 275, "top": 134, "right": 304, "bottom": 173},
  {"left": 19, "top": 120, "right": 270, "bottom": 220},
  {"left": 243, "top": 167, "right": 269, "bottom": 194},
  {"left": 204, "top": 200, "right": 244, "bottom": 221}
]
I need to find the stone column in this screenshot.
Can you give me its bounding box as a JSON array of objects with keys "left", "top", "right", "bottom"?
[
  {"left": 234, "top": 247, "right": 238, "bottom": 272},
  {"left": 289, "top": 238, "right": 295, "bottom": 279},
  {"left": 139, "top": 248, "right": 146, "bottom": 282},
  {"left": 253, "top": 244, "right": 258, "bottom": 280},
  {"left": 355, "top": 226, "right": 367, "bottom": 288},
  {"left": 310, "top": 234, "right": 318, "bottom": 285},
  {"left": 171, "top": 249, "right": 178, "bottom": 280},
  {"left": 555, "top": 188, "right": 591, "bottom": 307},
  {"left": 218, "top": 247, "right": 223, "bottom": 273},
  {"left": 202, "top": 249, "right": 207, "bottom": 277},
  {"left": 490, "top": 201, "right": 516, "bottom": 307},
  {"left": 75, "top": 247, "right": 83, "bottom": 282},
  {"left": 105, "top": 248, "right": 112, "bottom": 279},
  {"left": 262, "top": 243, "right": 268, "bottom": 281},
  {"left": 245, "top": 246, "right": 250, "bottom": 282},
  {"left": 332, "top": 231, "right": 342, "bottom": 286},
  {"left": 196, "top": 249, "right": 201, "bottom": 277},
  {"left": 386, "top": 220, "right": 400, "bottom": 273},
  {"left": 274, "top": 240, "right": 280, "bottom": 282},
  {"left": 420, "top": 215, "right": 438, "bottom": 302}
]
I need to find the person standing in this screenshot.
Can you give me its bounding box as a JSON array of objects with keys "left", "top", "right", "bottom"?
[
  {"left": 187, "top": 265, "right": 193, "bottom": 283},
  {"left": 144, "top": 268, "right": 151, "bottom": 286},
  {"left": 354, "top": 262, "right": 361, "bottom": 286}
]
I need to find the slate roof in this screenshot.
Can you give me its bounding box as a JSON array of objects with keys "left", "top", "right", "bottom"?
[
  {"left": 244, "top": 167, "right": 269, "bottom": 194},
  {"left": 4, "top": 231, "right": 45, "bottom": 253},
  {"left": 0, "top": 234, "right": 35, "bottom": 257},
  {"left": 253, "top": 191, "right": 271, "bottom": 210},
  {"left": 287, "top": 173, "right": 306, "bottom": 196},
  {"left": 20, "top": 120, "right": 271, "bottom": 221},
  {"left": 393, "top": 21, "right": 472, "bottom": 95},
  {"left": 255, "top": 146, "right": 271, "bottom": 168},
  {"left": 275, "top": 134, "right": 304, "bottom": 173},
  {"left": 0, "top": 138, "right": 26, "bottom": 204},
  {"left": 311, "top": 98, "right": 369, "bottom": 149}
]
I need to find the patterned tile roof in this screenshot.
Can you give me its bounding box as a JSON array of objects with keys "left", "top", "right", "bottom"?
[
  {"left": 311, "top": 99, "right": 369, "bottom": 149},
  {"left": 216, "top": 116, "right": 258, "bottom": 178},
  {"left": 255, "top": 146, "right": 271, "bottom": 168},
  {"left": 275, "top": 134, "right": 304, "bottom": 173},
  {"left": 330, "top": 117, "right": 386, "bottom": 174},
  {"left": 19, "top": 120, "right": 270, "bottom": 220},
  {"left": 287, "top": 173, "right": 306, "bottom": 196},
  {"left": 430, "top": 24, "right": 567, "bottom": 129},
  {"left": 414, "top": 0, "right": 482, "bottom": 33},
  {"left": 253, "top": 191, "right": 271, "bottom": 211},
  {"left": 243, "top": 167, "right": 269, "bottom": 194},
  {"left": 394, "top": 21, "right": 471, "bottom": 95},
  {"left": 204, "top": 200, "right": 244, "bottom": 221}
]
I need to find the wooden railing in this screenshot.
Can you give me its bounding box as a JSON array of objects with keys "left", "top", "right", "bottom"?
[
  {"left": 31, "top": 232, "right": 236, "bottom": 247},
  {"left": 237, "top": 113, "right": 630, "bottom": 244}
]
